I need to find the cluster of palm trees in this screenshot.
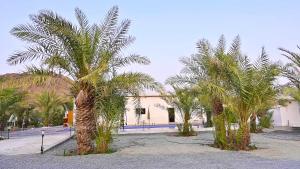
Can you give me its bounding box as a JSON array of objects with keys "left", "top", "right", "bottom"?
[
  {"left": 5, "top": 5, "right": 300, "bottom": 153},
  {"left": 167, "top": 36, "right": 280, "bottom": 150}
]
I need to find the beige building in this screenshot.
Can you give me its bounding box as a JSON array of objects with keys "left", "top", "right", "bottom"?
[
  {"left": 272, "top": 99, "right": 300, "bottom": 127},
  {"left": 124, "top": 95, "right": 205, "bottom": 126}
]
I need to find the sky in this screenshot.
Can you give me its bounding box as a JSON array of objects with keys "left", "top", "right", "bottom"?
[{"left": 0, "top": 0, "right": 300, "bottom": 84}]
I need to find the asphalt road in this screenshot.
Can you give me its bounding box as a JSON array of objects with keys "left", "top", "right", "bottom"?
[{"left": 2, "top": 126, "right": 74, "bottom": 138}]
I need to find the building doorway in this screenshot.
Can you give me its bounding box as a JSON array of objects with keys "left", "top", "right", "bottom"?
[{"left": 168, "top": 108, "right": 175, "bottom": 123}]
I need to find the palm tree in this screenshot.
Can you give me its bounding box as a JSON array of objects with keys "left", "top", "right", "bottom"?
[
  {"left": 94, "top": 72, "right": 161, "bottom": 153},
  {"left": 224, "top": 48, "right": 279, "bottom": 149},
  {"left": 162, "top": 87, "right": 201, "bottom": 136},
  {"left": 279, "top": 46, "right": 300, "bottom": 88},
  {"left": 8, "top": 6, "right": 158, "bottom": 154},
  {"left": 279, "top": 46, "right": 300, "bottom": 104},
  {"left": 33, "top": 91, "right": 69, "bottom": 126},
  {"left": 0, "top": 88, "right": 24, "bottom": 130},
  {"left": 167, "top": 35, "right": 242, "bottom": 148},
  {"left": 168, "top": 35, "right": 279, "bottom": 150}
]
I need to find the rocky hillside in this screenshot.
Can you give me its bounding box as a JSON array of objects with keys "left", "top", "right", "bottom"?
[{"left": 0, "top": 73, "right": 73, "bottom": 101}]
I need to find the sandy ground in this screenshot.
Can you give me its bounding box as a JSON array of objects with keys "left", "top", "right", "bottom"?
[{"left": 0, "top": 128, "right": 300, "bottom": 169}]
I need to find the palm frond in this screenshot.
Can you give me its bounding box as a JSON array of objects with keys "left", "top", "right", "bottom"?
[
  {"left": 228, "top": 35, "right": 241, "bottom": 58},
  {"left": 216, "top": 34, "right": 226, "bottom": 55},
  {"left": 8, "top": 46, "right": 49, "bottom": 65},
  {"left": 75, "top": 8, "right": 89, "bottom": 30},
  {"left": 279, "top": 47, "right": 300, "bottom": 67},
  {"left": 109, "top": 72, "right": 163, "bottom": 94},
  {"left": 112, "top": 54, "right": 150, "bottom": 68},
  {"left": 279, "top": 46, "right": 300, "bottom": 88},
  {"left": 100, "top": 6, "right": 119, "bottom": 45}
]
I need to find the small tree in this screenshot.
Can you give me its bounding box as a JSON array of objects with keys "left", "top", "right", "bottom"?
[
  {"left": 162, "top": 87, "right": 201, "bottom": 136},
  {"left": 94, "top": 73, "right": 161, "bottom": 153},
  {"left": 33, "top": 91, "right": 71, "bottom": 126},
  {"left": 0, "top": 88, "right": 24, "bottom": 129}
]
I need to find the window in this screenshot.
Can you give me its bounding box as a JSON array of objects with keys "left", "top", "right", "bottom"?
[{"left": 136, "top": 108, "right": 146, "bottom": 115}]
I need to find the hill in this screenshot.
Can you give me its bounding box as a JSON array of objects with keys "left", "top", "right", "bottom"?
[{"left": 0, "top": 73, "right": 73, "bottom": 102}]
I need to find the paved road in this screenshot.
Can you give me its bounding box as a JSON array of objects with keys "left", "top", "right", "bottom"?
[
  {"left": 7, "top": 126, "right": 74, "bottom": 138},
  {"left": 0, "top": 126, "right": 74, "bottom": 155}
]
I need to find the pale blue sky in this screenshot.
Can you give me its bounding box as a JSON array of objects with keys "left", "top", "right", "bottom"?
[{"left": 0, "top": 0, "right": 299, "bottom": 83}]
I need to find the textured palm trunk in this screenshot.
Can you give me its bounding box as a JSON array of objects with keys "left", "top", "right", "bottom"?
[
  {"left": 212, "top": 97, "right": 223, "bottom": 116},
  {"left": 75, "top": 85, "right": 97, "bottom": 154},
  {"left": 250, "top": 113, "right": 257, "bottom": 133},
  {"left": 212, "top": 97, "right": 226, "bottom": 148},
  {"left": 182, "top": 112, "right": 191, "bottom": 136},
  {"left": 205, "top": 107, "right": 213, "bottom": 127},
  {"left": 238, "top": 121, "right": 251, "bottom": 150}
]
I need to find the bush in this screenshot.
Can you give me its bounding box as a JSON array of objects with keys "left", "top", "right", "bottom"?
[
  {"left": 258, "top": 112, "right": 273, "bottom": 129},
  {"left": 176, "top": 123, "right": 196, "bottom": 136},
  {"left": 49, "top": 110, "right": 64, "bottom": 126},
  {"left": 95, "top": 124, "right": 113, "bottom": 153}
]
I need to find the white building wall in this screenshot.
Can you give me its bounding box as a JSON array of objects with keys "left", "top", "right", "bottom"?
[
  {"left": 124, "top": 96, "right": 204, "bottom": 125},
  {"left": 272, "top": 100, "right": 300, "bottom": 127}
]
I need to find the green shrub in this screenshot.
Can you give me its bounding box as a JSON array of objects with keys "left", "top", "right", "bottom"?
[
  {"left": 176, "top": 123, "right": 196, "bottom": 136},
  {"left": 258, "top": 112, "right": 273, "bottom": 129},
  {"left": 49, "top": 110, "right": 64, "bottom": 126},
  {"left": 95, "top": 124, "right": 113, "bottom": 153}
]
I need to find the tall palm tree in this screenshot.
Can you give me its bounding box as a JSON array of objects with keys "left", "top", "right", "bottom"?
[{"left": 8, "top": 6, "right": 156, "bottom": 154}]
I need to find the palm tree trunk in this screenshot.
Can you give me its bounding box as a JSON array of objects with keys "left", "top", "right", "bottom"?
[
  {"left": 182, "top": 112, "right": 191, "bottom": 136},
  {"left": 212, "top": 97, "right": 227, "bottom": 148},
  {"left": 238, "top": 121, "right": 250, "bottom": 150},
  {"left": 250, "top": 113, "right": 257, "bottom": 133},
  {"left": 212, "top": 97, "right": 223, "bottom": 116},
  {"left": 75, "top": 85, "right": 97, "bottom": 154},
  {"left": 205, "top": 107, "right": 213, "bottom": 127}
]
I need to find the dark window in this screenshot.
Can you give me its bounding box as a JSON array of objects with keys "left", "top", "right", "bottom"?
[
  {"left": 136, "top": 108, "right": 146, "bottom": 115},
  {"left": 168, "top": 108, "right": 175, "bottom": 123}
]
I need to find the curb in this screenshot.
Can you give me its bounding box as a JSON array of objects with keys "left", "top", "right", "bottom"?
[
  {"left": 116, "top": 129, "right": 214, "bottom": 136},
  {"left": 43, "top": 134, "right": 75, "bottom": 153}
]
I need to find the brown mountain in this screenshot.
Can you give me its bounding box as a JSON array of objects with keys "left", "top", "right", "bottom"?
[{"left": 0, "top": 73, "right": 73, "bottom": 102}]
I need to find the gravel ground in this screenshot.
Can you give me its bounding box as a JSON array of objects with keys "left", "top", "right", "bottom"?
[{"left": 1, "top": 130, "right": 300, "bottom": 169}]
